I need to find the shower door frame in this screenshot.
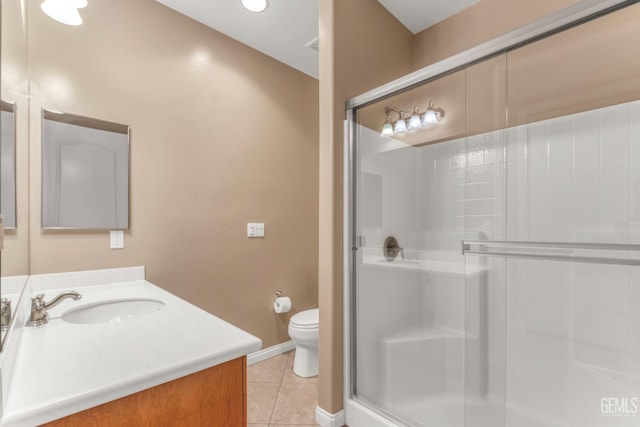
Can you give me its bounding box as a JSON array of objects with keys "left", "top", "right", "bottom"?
[{"left": 343, "top": 0, "right": 636, "bottom": 425}]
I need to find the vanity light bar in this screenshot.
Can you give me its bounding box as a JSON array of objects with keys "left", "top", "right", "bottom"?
[{"left": 380, "top": 102, "right": 444, "bottom": 137}]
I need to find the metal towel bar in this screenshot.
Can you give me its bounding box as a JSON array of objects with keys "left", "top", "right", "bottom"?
[{"left": 462, "top": 240, "right": 640, "bottom": 266}]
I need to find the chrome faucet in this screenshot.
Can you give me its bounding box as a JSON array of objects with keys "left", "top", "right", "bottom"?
[
  {"left": 27, "top": 291, "right": 82, "bottom": 327},
  {"left": 1, "top": 298, "right": 12, "bottom": 331}
]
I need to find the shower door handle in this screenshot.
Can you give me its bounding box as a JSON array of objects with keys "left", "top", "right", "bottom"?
[{"left": 352, "top": 235, "right": 365, "bottom": 251}]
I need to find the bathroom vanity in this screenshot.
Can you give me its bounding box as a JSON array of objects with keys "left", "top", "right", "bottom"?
[
  {"left": 41, "top": 357, "right": 246, "bottom": 426},
  {"left": 0, "top": 267, "right": 262, "bottom": 426}
]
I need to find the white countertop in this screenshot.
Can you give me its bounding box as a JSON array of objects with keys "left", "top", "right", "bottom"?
[{"left": 1, "top": 279, "right": 262, "bottom": 426}]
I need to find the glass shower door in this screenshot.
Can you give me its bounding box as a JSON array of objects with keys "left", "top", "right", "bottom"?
[
  {"left": 351, "top": 70, "right": 468, "bottom": 427},
  {"left": 349, "top": 4, "right": 640, "bottom": 426},
  {"left": 464, "top": 242, "right": 640, "bottom": 427},
  {"left": 463, "top": 5, "right": 640, "bottom": 426}
]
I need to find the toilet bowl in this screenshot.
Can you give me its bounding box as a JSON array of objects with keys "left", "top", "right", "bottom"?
[{"left": 288, "top": 308, "right": 319, "bottom": 377}]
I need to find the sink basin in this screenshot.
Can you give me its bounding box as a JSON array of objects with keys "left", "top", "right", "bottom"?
[{"left": 62, "top": 298, "right": 165, "bottom": 324}]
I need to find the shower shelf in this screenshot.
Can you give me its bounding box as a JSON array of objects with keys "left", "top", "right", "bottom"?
[
  {"left": 382, "top": 325, "right": 464, "bottom": 343},
  {"left": 462, "top": 240, "right": 640, "bottom": 266},
  {"left": 363, "top": 255, "right": 485, "bottom": 276}
]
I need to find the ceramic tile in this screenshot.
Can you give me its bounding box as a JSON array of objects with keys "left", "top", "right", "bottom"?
[
  {"left": 548, "top": 119, "right": 573, "bottom": 175},
  {"left": 466, "top": 165, "right": 486, "bottom": 184},
  {"left": 548, "top": 192, "right": 571, "bottom": 232},
  {"left": 547, "top": 173, "right": 571, "bottom": 194},
  {"left": 600, "top": 184, "right": 629, "bottom": 218},
  {"left": 573, "top": 149, "right": 599, "bottom": 192},
  {"left": 248, "top": 353, "right": 288, "bottom": 383},
  {"left": 631, "top": 100, "right": 640, "bottom": 164},
  {"left": 600, "top": 103, "right": 631, "bottom": 154},
  {"left": 573, "top": 109, "right": 600, "bottom": 152},
  {"left": 526, "top": 121, "right": 549, "bottom": 174},
  {"left": 247, "top": 382, "right": 280, "bottom": 424},
  {"left": 506, "top": 126, "right": 526, "bottom": 162},
  {"left": 270, "top": 382, "right": 320, "bottom": 425},
  {"left": 486, "top": 132, "right": 507, "bottom": 165},
  {"left": 247, "top": 351, "right": 318, "bottom": 426}
]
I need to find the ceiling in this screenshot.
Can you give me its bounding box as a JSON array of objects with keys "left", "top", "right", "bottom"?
[
  {"left": 154, "top": 0, "right": 481, "bottom": 79},
  {"left": 378, "top": 0, "right": 481, "bottom": 34}
]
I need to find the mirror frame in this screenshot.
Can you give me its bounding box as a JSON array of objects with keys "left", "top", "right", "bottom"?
[{"left": 1, "top": 100, "right": 17, "bottom": 229}]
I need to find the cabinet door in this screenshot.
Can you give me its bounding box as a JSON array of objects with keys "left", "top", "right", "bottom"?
[{"left": 42, "top": 357, "right": 247, "bottom": 427}]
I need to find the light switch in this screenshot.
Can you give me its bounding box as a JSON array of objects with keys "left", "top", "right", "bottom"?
[
  {"left": 110, "top": 230, "right": 124, "bottom": 249},
  {"left": 247, "top": 223, "right": 265, "bottom": 238}
]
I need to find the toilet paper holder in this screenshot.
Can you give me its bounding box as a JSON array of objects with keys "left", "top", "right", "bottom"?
[{"left": 273, "top": 291, "right": 292, "bottom": 314}]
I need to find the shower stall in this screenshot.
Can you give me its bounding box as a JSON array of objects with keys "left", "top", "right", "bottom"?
[{"left": 344, "top": 1, "right": 640, "bottom": 426}]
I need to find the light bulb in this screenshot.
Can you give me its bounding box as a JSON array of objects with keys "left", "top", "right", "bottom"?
[
  {"left": 381, "top": 122, "right": 394, "bottom": 137},
  {"left": 408, "top": 112, "right": 422, "bottom": 130},
  {"left": 423, "top": 108, "right": 438, "bottom": 125},
  {"left": 242, "top": 0, "right": 269, "bottom": 12},
  {"left": 41, "top": 0, "right": 83, "bottom": 26},
  {"left": 393, "top": 118, "right": 408, "bottom": 134}
]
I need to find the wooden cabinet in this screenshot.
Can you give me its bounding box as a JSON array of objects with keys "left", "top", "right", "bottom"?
[{"left": 42, "top": 356, "right": 247, "bottom": 427}]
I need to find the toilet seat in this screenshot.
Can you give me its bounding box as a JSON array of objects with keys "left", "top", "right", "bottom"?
[{"left": 290, "top": 309, "right": 319, "bottom": 329}]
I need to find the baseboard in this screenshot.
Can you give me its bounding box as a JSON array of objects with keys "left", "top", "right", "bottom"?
[
  {"left": 316, "top": 406, "right": 345, "bottom": 427},
  {"left": 247, "top": 340, "right": 296, "bottom": 366}
]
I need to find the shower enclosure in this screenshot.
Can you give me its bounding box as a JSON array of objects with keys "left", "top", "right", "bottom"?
[{"left": 345, "top": 1, "right": 640, "bottom": 426}]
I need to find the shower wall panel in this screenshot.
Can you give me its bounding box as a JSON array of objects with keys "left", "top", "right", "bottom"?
[
  {"left": 354, "top": 98, "right": 640, "bottom": 425},
  {"left": 356, "top": 124, "right": 468, "bottom": 425},
  {"left": 500, "top": 100, "right": 640, "bottom": 426}
]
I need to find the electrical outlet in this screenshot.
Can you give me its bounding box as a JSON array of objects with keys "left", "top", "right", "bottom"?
[
  {"left": 110, "top": 230, "right": 124, "bottom": 249},
  {"left": 247, "top": 223, "right": 265, "bottom": 238}
]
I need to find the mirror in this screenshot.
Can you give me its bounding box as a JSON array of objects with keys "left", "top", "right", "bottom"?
[
  {"left": 1, "top": 0, "right": 30, "bottom": 349},
  {"left": 41, "top": 110, "right": 130, "bottom": 230},
  {"left": 1, "top": 101, "right": 16, "bottom": 229}
]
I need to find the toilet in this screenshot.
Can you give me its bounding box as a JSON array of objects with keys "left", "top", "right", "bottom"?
[{"left": 288, "top": 308, "right": 319, "bottom": 377}]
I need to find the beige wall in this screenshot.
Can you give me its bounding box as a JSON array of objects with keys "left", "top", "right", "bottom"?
[
  {"left": 507, "top": 3, "right": 640, "bottom": 126},
  {"left": 1, "top": 0, "right": 30, "bottom": 276},
  {"left": 318, "top": 0, "right": 413, "bottom": 414},
  {"left": 413, "top": 0, "right": 579, "bottom": 69},
  {"left": 26, "top": 0, "right": 319, "bottom": 348}
]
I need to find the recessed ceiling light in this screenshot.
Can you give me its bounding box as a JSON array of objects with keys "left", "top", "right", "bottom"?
[
  {"left": 242, "top": 0, "right": 269, "bottom": 13},
  {"left": 41, "top": 0, "right": 87, "bottom": 26}
]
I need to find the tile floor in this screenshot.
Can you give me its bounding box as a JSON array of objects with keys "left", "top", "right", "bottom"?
[{"left": 247, "top": 350, "right": 320, "bottom": 427}]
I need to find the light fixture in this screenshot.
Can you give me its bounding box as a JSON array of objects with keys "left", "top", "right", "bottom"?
[
  {"left": 393, "top": 112, "right": 408, "bottom": 134},
  {"left": 422, "top": 101, "right": 445, "bottom": 125},
  {"left": 380, "top": 102, "right": 445, "bottom": 137},
  {"left": 381, "top": 117, "right": 394, "bottom": 137},
  {"left": 408, "top": 107, "right": 422, "bottom": 130},
  {"left": 242, "top": 0, "right": 269, "bottom": 12},
  {"left": 41, "top": 0, "right": 87, "bottom": 26}
]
